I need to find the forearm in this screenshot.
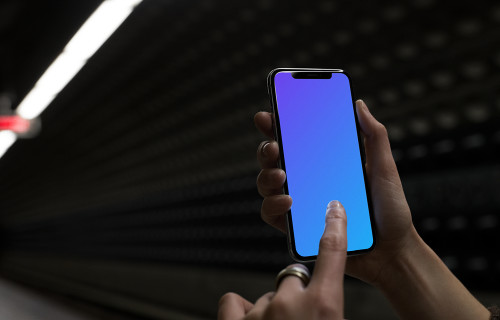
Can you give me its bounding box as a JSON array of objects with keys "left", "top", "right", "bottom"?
[{"left": 377, "top": 228, "right": 490, "bottom": 320}]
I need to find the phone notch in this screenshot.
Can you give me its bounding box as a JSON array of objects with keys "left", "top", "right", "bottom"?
[{"left": 291, "top": 72, "right": 332, "bottom": 79}]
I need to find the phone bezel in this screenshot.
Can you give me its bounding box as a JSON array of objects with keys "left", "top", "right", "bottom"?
[{"left": 267, "top": 67, "right": 376, "bottom": 262}]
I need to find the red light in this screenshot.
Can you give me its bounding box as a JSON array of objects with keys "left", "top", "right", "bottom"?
[{"left": 0, "top": 116, "right": 31, "bottom": 133}]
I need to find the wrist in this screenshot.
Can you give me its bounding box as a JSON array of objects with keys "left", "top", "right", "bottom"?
[
  {"left": 372, "top": 226, "right": 424, "bottom": 292},
  {"left": 374, "top": 227, "right": 489, "bottom": 320}
]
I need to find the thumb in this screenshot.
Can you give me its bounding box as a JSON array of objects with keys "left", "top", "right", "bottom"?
[{"left": 355, "top": 99, "right": 402, "bottom": 186}]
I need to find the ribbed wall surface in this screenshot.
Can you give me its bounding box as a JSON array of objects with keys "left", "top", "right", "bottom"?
[{"left": 1, "top": 0, "right": 499, "bottom": 318}]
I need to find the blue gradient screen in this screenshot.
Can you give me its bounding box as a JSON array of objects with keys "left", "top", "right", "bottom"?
[{"left": 274, "top": 71, "right": 373, "bottom": 258}]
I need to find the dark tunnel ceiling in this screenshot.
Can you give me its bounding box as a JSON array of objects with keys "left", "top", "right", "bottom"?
[
  {"left": 0, "top": 0, "right": 499, "bottom": 294},
  {"left": 0, "top": 0, "right": 103, "bottom": 108}
]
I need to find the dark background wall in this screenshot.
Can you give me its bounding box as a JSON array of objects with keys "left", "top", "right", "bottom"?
[{"left": 0, "top": 0, "right": 499, "bottom": 319}]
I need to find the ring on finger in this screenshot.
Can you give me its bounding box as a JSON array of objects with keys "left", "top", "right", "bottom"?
[{"left": 275, "top": 265, "right": 311, "bottom": 289}]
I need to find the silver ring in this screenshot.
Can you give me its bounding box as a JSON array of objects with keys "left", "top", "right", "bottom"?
[{"left": 275, "top": 265, "right": 311, "bottom": 289}]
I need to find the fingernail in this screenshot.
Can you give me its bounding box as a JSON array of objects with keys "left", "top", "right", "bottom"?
[
  {"left": 261, "top": 142, "right": 270, "bottom": 158},
  {"left": 358, "top": 99, "right": 370, "bottom": 113},
  {"left": 326, "top": 200, "right": 343, "bottom": 222},
  {"left": 327, "top": 200, "right": 340, "bottom": 208}
]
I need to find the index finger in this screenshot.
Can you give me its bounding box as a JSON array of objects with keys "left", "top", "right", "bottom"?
[
  {"left": 309, "top": 200, "right": 347, "bottom": 295},
  {"left": 254, "top": 111, "right": 274, "bottom": 139}
]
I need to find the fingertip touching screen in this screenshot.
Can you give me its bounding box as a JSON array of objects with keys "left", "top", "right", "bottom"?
[{"left": 273, "top": 71, "right": 374, "bottom": 259}]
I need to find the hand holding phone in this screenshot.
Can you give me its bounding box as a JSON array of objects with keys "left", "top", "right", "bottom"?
[
  {"left": 255, "top": 97, "right": 416, "bottom": 284},
  {"left": 266, "top": 68, "right": 375, "bottom": 261}
]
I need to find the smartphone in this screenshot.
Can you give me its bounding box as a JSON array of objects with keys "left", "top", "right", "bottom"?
[{"left": 267, "top": 68, "right": 375, "bottom": 261}]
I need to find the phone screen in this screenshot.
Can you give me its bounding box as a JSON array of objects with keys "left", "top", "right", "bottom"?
[{"left": 271, "top": 70, "right": 374, "bottom": 259}]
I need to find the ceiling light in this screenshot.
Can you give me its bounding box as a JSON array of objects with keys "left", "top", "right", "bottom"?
[
  {"left": 15, "top": 0, "right": 143, "bottom": 120},
  {"left": 0, "top": 116, "right": 31, "bottom": 133},
  {"left": 65, "top": 0, "right": 143, "bottom": 61},
  {"left": 0, "top": 131, "right": 17, "bottom": 159}
]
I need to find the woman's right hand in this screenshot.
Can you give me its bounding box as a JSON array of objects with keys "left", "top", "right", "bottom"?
[
  {"left": 254, "top": 99, "right": 417, "bottom": 287},
  {"left": 218, "top": 201, "right": 348, "bottom": 320}
]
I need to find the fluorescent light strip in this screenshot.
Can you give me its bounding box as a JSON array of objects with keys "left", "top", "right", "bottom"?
[
  {"left": 0, "top": 131, "right": 17, "bottom": 159},
  {"left": 0, "top": 0, "right": 142, "bottom": 161},
  {"left": 16, "top": 0, "right": 143, "bottom": 120}
]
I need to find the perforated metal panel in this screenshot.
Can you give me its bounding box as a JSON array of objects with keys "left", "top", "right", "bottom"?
[{"left": 0, "top": 0, "right": 499, "bottom": 318}]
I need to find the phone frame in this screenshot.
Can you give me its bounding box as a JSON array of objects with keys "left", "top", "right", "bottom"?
[{"left": 267, "top": 67, "right": 376, "bottom": 261}]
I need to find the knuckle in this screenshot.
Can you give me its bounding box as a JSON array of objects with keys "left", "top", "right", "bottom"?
[
  {"left": 319, "top": 233, "right": 347, "bottom": 252},
  {"left": 257, "top": 169, "right": 284, "bottom": 188},
  {"left": 261, "top": 197, "right": 270, "bottom": 210},
  {"left": 374, "top": 122, "right": 388, "bottom": 138},
  {"left": 326, "top": 208, "right": 347, "bottom": 221},
  {"left": 305, "top": 293, "right": 339, "bottom": 319},
  {"left": 256, "top": 171, "right": 270, "bottom": 196},
  {"left": 315, "top": 300, "right": 339, "bottom": 319},
  {"left": 256, "top": 170, "right": 270, "bottom": 185},
  {"left": 261, "top": 197, "right": 287, "bottom": 227},
  {"left": 260, "top": 202, "right": 270, "bottom": 222},
  {"left": 307, "top": 293, "right": 340, "bottom": 319},
  {"left": 288, "top": 263, "right": 307, "bottom": 270},
  {"left": 256, "top": 171, "right": 265, "bottom": 186},
  {"left": 218, "top": 292, "right": 237, "bottom": 307},
  {"left": 308, "top": 291, "right": 323, "bottom": 303},
  {"left": 261, "top": 196, "right": 282, "bottom": 211},
  {"left": 270, "top": 296, "right": 287, "bottom": 310},
  {"left": 265, "top": 297, "right": 290, "bottom": 319}
]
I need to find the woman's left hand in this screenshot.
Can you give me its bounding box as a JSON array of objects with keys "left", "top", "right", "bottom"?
[{"left": 218, "top": 201, "right": 347, "bottom": 320}]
